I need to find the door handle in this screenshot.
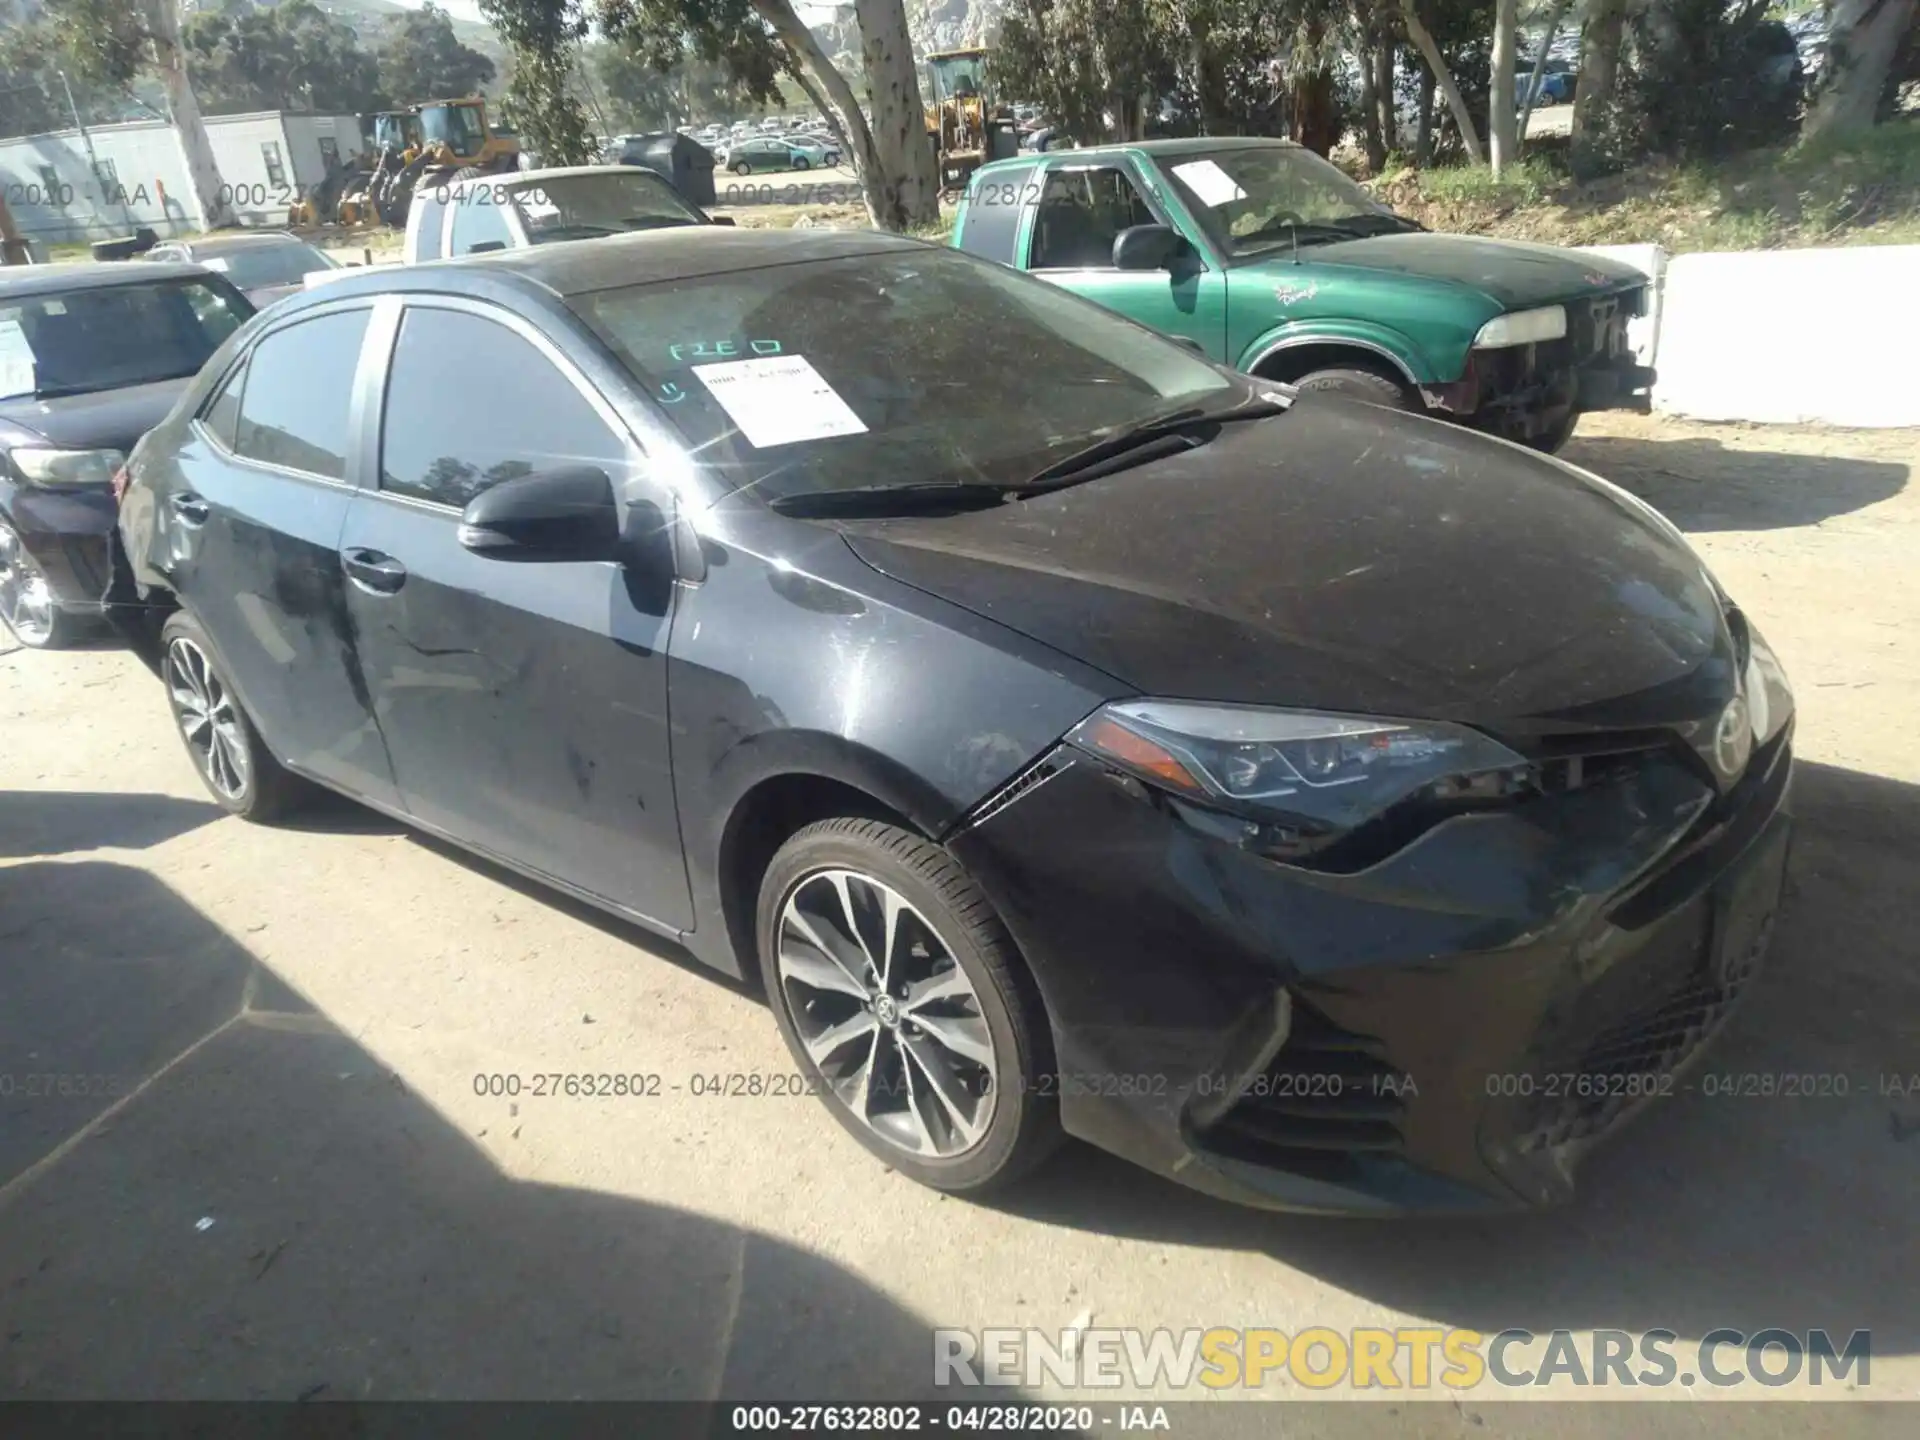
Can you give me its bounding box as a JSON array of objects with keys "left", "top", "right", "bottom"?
[
  {"left": 169, "top": 492, "right": 210, "bottom": 526},
  {"left": 342, "top": 547, "right": 407, "bottom": 595}
]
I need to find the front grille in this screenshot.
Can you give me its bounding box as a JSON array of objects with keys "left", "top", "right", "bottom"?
[
  {"left": 1515, "top": 905, "right": 1774, "bottom": 1153},
  {"left": 1199, "top": 1000, "right": 1411, "bottom": 1181}
]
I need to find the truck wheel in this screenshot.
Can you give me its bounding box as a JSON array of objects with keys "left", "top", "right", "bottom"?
[
  {"left": 1292, "top": 366, "right": 1414, "bottom": 410},
  {"left": 1528, "top": 411, "right": 1580, "bottom": 454}
]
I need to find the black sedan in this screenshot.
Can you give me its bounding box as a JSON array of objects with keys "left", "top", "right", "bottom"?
[
  {"left": 140, "top": 231, "right": 341, "bottom": 308},
  {"left": 116, "top": 230, "right": 1794, "bottom": 1212},
  {"left": 1, "top": 262, "right": 253, "bottom": 648}
]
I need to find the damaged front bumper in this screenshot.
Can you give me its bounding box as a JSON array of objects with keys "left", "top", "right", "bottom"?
[
  {"left": 947, "top": 722, "right": 1793, "bottom": 1215},
  {"left": 1428, "top": 288, "right": 1657, "bottom": 443}
]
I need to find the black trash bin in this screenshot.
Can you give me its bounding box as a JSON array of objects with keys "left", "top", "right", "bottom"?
[{"left": 615, "top": 133, "right": 717, "bottom": 209}]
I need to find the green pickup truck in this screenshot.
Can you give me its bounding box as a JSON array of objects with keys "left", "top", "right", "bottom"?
[{"left": 951, "top": 136, "right": 1654, "bottom": 452}]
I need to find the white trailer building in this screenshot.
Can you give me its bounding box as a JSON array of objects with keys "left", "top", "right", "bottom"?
[{"left": 0, "top": 111, "right": 366, "bottom": 246}]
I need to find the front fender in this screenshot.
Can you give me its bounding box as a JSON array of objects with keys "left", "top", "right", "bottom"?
[{"left": 1235, "top": 319, "right": 1437, "bottom": 386}]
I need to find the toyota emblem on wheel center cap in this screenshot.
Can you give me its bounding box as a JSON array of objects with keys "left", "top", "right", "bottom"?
[{"left": 873, "top": 994, "right": 901, "bottom": 1027}]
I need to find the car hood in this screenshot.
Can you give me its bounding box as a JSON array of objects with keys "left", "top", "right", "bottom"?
[
  {"left": 839, "top": 399, "right": 1733, "bottom": 728},
  {"left": 1287, "top": 232, "right": 1649, "bottom": 309},
  {"left": 0, "top": 376, "right": 191, "bottom": 455}
]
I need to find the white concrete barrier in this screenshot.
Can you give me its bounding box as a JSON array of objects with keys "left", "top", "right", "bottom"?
[{"left": 1648, "top": 245, "right": 1920, "bottom": 428}]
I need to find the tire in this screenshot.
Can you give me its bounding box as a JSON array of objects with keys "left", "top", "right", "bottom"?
[
  {"left": 1527, "top": 409, "right": 1581, "bottom": 454},
  {"left": 0, "top": 520, "right": 78, "bottom": 650},
  {"left": 158, "top": 611, "right": 310, "bottom": 822},
  {"left": 1291, "top": 365, "right": 1415, "bottom": 410},
  {"left": 757, "top": 817, "right": 1063, "bottom": 1195},
  {"left": 731, "top": 160, "right": 752, "bottom": 176},
  {"left": 793, "top": 156, "right": 811, "bottom": 170},
  {"left": 452, "top": 165, "right": 483, "bottom": 182}
]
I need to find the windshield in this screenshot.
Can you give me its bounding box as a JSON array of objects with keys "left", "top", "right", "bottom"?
[
  {"left": 509, "top": 173, "right": 705, "bottom": 242},
  {"left": 1161, "top": 146, "right": 1407, "bottom": 258},
  {"left": 571, "top": 248, "right": 1236, "bottom": 507},
  {"left": 927, "top": 54, "right": 986, "bottom": 103},
  {"left": 202, "top": 241, "right": 337, "bottom": 290},
  {"left": 421, "top": 103, "right": 486, "bottom": 152},
  {"left": 0, "top": 279, "right": 249, "bottom": 401}
]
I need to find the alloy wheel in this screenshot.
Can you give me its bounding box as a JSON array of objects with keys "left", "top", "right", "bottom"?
[
  {"left": 776, "top": 868, "right": 999, "bottom": 1158},
  {"left": 165, "top": 636, "right": 252, "bottom": 802},
  {"left": 0, "top": 523, "right": 56, "bottom": 646}
]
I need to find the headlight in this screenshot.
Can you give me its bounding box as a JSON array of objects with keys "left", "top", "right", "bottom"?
[
  {"left": 1067, "top": 700, "right": 1532, "bottom": 856},
  {"left": 1472, "top": 305, "right": 1567, "bottom": 349},
  {"left": 1743, "top": 621, "right": 1794, "bottom": 747},
  {"left": 10, "top": 447, "right": 126, "bottom": 490}
]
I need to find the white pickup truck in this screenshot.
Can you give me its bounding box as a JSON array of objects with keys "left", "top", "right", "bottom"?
[
  {"left": 400, "top": 164, "right": 728, "bottom": 262},
  {"left": 304, "top": 164, "right": 730, "bottom": 293}
]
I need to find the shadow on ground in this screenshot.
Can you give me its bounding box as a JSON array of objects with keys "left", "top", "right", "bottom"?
[
  {"left": 1561, "top": 432, "right": 1908, "bottom": 532},
  {"left": 0, "top": 789, "right": 223, "bottom": 858},
  {"left": 996, "top": 758, "right": 1920, "bottom": 1358},
  {"left": 0, "top": 841, "right": 945, "bottom": 1402}
]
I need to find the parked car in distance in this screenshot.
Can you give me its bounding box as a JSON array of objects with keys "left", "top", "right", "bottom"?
[
  {"left": 403, "top": 165, "right": 727, "bottom": 263},
  {"left": 1, "top": 262, "right": 253, "bottom": 647},
  {"left": 116, "top": 229, "right": 1793, "bottom": 1214},
  {"left": 782, "top": 134, "right": 842, "bottom": 167},
  {"left": 139, "top": 231, "right": 339, "bottom": 308},
  {"left": 953, "top": 136, "right": 1655, "bottom": 451},
  {"left": 724, "top": 137, "right": 827, "bottom": 174}
]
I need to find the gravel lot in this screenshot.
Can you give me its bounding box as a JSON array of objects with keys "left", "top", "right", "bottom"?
[{"left": 1, "top": 411, "right": 1916, "bottom": 1426}]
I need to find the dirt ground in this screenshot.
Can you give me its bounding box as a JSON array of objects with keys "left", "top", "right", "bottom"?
[{"left": 1, "top": 412, "right": 1916, "bottom": 1424}]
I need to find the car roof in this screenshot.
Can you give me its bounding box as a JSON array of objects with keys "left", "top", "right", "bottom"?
[
  {"left": 440, "top": 164, "right": 672, "bottom": 191},
  {"left": 276, "top": 227, "right": 927, "bottom": 310},
  {"left": 0, "top": 260, "right": 220, "bottom": 299},
  {"left": 982, "top": 135, "right": 1305, "bottom": 169},
  {"left": 171, "top": 231, "right": 312, "bottom": 253}
]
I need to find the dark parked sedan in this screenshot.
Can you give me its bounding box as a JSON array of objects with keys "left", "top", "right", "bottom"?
[
  {"left": 1, "top": 262, "right": 252, "bottom": 647},
  {"left": 142, "top": 231, "right": 341, "bottom": 308},
  {"left": 117, "top": 230, "right": 1794, "bottom": 1212}
]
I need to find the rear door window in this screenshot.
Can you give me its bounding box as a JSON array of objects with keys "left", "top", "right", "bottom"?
[
  {"left": 232, "top": 309, "right": 370, "bottom": 479},
  {"left": 957, "top": 164, "right": 1035, "bottom": 265},
  {"left": 378, "top": 306, "right": 629, "bottom": 508},
  {"left": 201, "top": 360, "right": 247, "bottom": 450}
]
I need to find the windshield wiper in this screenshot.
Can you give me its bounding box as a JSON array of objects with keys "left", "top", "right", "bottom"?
[
  {"left": 768, "top": 481, "right": 1018, "bottom": 518},
  {"left": 1322, "top": 212, "right": 1426, "bottom": 236},
  {"left": 1234, "top": 221, "right": 1357, "bottom": 251},
  {"left": 1020, "top": 397, "right": 1289, "bottom": 488},
  {"left": 766, "top": 397, "right": 1289, "bottom": 519}
]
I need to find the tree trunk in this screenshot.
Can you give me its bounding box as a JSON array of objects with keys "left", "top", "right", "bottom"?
[
  {"left": 1518, "top": 0, "right": 1575, "bottom": 151},
  {"left": 1357, "top": 28, "right": 1386, "bottom": 171},
  {"left": 1374, "top": 40, "right": 1396, "bottom": 157},
  {"left": 1400, "top": 0, "right": 1484, "bottom": 163},
  {"left": 752, "top": 0, "right": 908, "bottom": 231},
  {"left": 1804, "top": 0, "right": 1919, "bottom": 141},
  {"left": 1572, "top": 0, "right": 1629, "bottom": 169},
  {"left": 1290, "top": 68, "right": 1340, "bottom": 156},
  {"left": 1489, "top": 0, "right": 1518, "bottom": 176},
  {"left": 852, "top": 0, "right": 940, "bottom": 227},
  {"left": 146, "top": 0, "right": 229, "bottom": 231},
  {"left": 1415, "top": 65, "right": 1435, "bottom": 165},
  {"left": 787, "top": 66, "right": 856, "bottom": 174}
]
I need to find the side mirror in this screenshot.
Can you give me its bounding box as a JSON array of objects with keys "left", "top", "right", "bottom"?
[
  {"left": 1112, "top": 224, "right": 1191, "bottom": 272},
  {"left": 458, "top": 466, "right": 620, "bottom": 563}
]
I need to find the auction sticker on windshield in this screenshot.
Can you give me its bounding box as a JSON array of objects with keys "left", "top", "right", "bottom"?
[
  {"left": 0, "top": 318, "right": 36, "bottom": 399},
  {"left": 1170, "top": 159, "right": 1248, "bottom": 207},
  {"left": 693, "top": 354, "right": 868, "bottom": 448}
]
